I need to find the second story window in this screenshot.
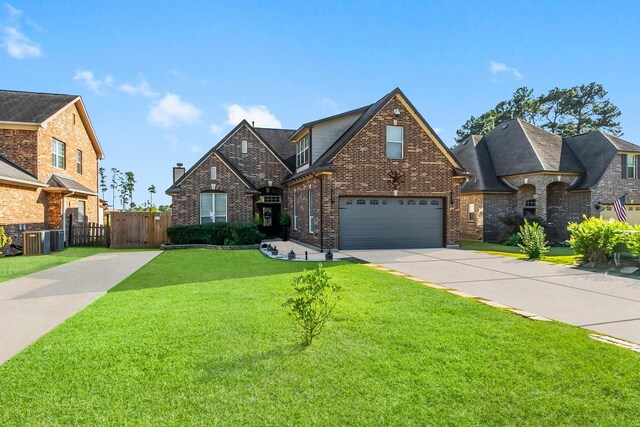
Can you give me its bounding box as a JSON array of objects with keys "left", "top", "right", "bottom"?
[
  {"left": 76, "top": 150, "right": 83, "bottom": 174},
  {"left": 297, "top": 135, "right": 309, "bottom": 167},
  {"left": 626, "top": 154, "right": 637, "bottom": 178},
  {"left": 241, "top": 140, "right": 248, "bottom": 154},
  {"left": 386, "top": 126, "right": 403, "bottom": 159},
  {"left": 52, "top": 138, "right": 66, "bottom": 169}
]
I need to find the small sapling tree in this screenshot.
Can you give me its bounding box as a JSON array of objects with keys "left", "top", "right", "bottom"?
[{"left": 283, "top": 264, "right": 341, "bottom": 346}]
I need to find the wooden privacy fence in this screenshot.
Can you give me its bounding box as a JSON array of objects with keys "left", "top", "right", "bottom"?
[
  {"left": 69, "top": 222, "right": 108, "bottom": 247},
  {"left": 107, "top": 211, "right": 172, "bottom": 248}
]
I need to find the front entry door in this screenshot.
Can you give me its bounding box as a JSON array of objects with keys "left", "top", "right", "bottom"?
[{"left": 259, "top": 204, "right": 281, "bottom": 237}]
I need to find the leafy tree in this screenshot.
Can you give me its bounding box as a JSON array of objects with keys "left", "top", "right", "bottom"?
[
  {"left": 118, "top": 173, "right": 129, "bottom": 210},
  {"left": 148, "top": 184, "right": 156, "bottom": 206},
  {"left": 158, "top": 205, "right": 171, "bottom": 213},
  {"left": 455, "top": 83, "right": 622, "bottom": 142},
  {"left": 99, "top": 167, "right": 108, "bottom": 200},
  {"left": 124, "top": 172, "right": 136, "bottom": 207},
  {"left": 110, "top": 168, "right": 120, "bottom": 209}
]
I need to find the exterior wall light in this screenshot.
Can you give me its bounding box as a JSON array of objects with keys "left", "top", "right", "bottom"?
[{"left": 450, "top": 191, "right": 455, "bottom": 205}]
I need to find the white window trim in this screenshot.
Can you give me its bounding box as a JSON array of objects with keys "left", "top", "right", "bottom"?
[
  {"left": 467, "top": 203, "right": 475, "bottom": 222},
  {"left": 211, "top": 166, "right": 217, "bottom": 181},
  {"left": 293, "top": 191, "right": 298, "bottom": 231},
  {"left": 199, "top": 192, "right": 228, "bottom": 224},
  {"left": 241, "top": 140, "right": 248, "bottom": 154},
  {"left": 52, "top": 138, "right": 66, "bottom": 169},
  {"left": 627, "top": 155, "right": 637, "bottom": 179},
  {"left": 297, "top": 135, "right": 310, "bottom": 167},
  {"left": 386, "top": 126, "right": 404, "bottom": 160},
  {"left": 308, "top": 189, "right": 314, "bottom": 233}
]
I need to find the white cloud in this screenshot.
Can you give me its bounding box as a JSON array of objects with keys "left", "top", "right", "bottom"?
[
  {"left": 3, "top": 26, "right": 40, "bottom": 58},
  {"left": 226, "top": 104, "right": 281, "bottom": 128},
  {"left": 209, "top": 123, "right": 224, "bottom": 136},
  {"left": 489, "top": 61, "right": 523, "bottom": 79},
  {"left": 72, "top": 70, "right": 114, "bottom": 94},
  {"left": 4, "top": 3, "right": 21, "bottom": 16},
  {"left": 149, "top": 93, "right": 202, "bottom": 128},
  {"left": 118, "top": 79, "right": 158, "bottom": 97}
]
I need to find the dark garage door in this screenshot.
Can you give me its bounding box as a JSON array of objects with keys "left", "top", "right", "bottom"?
[{"left": 339, "top": 197, "right": 444, "bottom": 250}]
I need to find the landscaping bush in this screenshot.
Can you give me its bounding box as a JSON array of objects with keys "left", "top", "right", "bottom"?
[
  {"left": 517, "top": 219, "right": 549, "bottom": 259},
  {"left": 283, "top": 264, "right": 341, "bottom": 346},
  {"left": 624, "top": 224, "right": 640, "bottom": 263},
  {"left": 0, "top": 226, "right": 12, "bottom": 254},
  {"left": 167, "top": 222, "right": 262, "bottom": 245},
  {"left": 503, "top": 233, "right": 521, "bottom": 246},
  {"left": 567, "top": 216, "right": 627, "bottom": 265}
]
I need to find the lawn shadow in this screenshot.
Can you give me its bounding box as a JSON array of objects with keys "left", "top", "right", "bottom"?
[
  {"left": 108, "top": 249, "right": 350, "bottom": 293},
  {"left": 198, "top": 344, "right": 306, "bottom": 383}
]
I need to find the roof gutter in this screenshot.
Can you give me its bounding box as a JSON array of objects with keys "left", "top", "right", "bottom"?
[{"left": 0, "top": 176, "right": 48, "bottom": 188}]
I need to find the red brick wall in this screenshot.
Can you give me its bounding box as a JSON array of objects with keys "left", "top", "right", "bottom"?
[
  {"left": 287, "top": 178, "right": 321, "bottom": 247},
  {"left": 0, "top": 128, "right": 38, "bottom": 176},
  {"left": 316, "top": 95, "right": 462, "bottom": 249},
  {"left": 460, "top": 193, "right": 484, "bottom": 240},
  {"left": 217, "top": 126, "right": 291, "bottom": 189},
  {"left": 170, "top": 154, "right": 254, "bottom": 225}
]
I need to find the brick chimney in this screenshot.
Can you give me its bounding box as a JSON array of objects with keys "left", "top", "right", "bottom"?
[{"left": 173, "top": 163, "right": 185, "bottom": 182}]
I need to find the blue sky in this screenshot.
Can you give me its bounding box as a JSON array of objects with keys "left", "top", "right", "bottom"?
[{"left": 2, "top": 1, "right": 639, "bottom": 206}]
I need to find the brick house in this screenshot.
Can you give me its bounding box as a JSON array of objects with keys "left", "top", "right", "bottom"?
[
  {"left": 0, "top": 90, "right": 104, "bottom": 246},
  {"left": 451, "top": 118, "right": 640, "bottom": 242},
  {"left": 167, "top": 88, "right": 466, "bottom": 250}
]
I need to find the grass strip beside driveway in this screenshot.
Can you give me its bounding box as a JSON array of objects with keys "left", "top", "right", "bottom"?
[{"left": 0, "top": 249, "right": 638, "bottom": 425}]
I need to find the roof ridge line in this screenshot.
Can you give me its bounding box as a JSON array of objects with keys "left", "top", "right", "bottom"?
[{"left": 516, "top": 119, "right": 546, "bottom": 171}]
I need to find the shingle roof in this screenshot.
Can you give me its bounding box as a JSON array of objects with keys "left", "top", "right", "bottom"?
[
  {"left": 46, "top": 174, "right": 97, "bottom": 195},
  {"left": 0, "top": 155, "right": 45, "bottom": 187},
  {"left": 451, "top": 137, "right": 514, "bottom": 193},
  {"left": 254, "top": 127, "right": 296, "bottom": 170},
  {"left": 0, "top": 90, "right": 78, "bottom": 123}
]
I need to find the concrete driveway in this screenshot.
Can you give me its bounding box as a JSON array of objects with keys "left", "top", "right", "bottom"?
[
  {"left": 0, "top": 251, "right": 162, "bottom": 365},
  {"left": 343, "top": 248, "right": 640, "bottom": 344}
]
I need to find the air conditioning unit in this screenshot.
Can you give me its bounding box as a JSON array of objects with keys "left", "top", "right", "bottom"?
[
  {"left": 22, "top": 231, "right": 51, "bottom": 256},
  {"left": 49, "top": 230, "right": 65, "bottom": 252}
]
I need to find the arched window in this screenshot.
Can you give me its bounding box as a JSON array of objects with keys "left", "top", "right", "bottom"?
[
  {"left": 523, "top": 198, "right": 536, "bottom": 217},
  {"left": 200, "top": 192, "right": 227, "bottom": 223}
]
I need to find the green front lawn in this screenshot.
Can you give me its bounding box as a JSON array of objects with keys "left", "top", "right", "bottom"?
[
  {"left": 461, "top": 240, "right": 581, "bottom": 265},
  {"left": 0, "top": 247, "right": 150, "bottom": 283},
  {"left": 1, "top": 250, "right": 638, "bottom": 425}
]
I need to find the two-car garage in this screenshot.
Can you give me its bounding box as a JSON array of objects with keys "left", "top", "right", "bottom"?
[{"left": 338, "top": 197, "right": 444, "bottom": 250}]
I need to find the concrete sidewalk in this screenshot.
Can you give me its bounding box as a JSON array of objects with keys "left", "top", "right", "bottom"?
[
  {"left": 344, "top": 248, "right": 640, "bottom": 344},
  {"left": 0, "top": 251, "right": 161, "bottom": 365}
]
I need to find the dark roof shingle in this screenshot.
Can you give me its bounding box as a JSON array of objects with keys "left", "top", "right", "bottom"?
[{"left": 0, "top": 90, "right": 78, "bottom": 123}]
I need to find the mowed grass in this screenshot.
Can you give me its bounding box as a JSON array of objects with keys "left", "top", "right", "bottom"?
[
  {"left": 461, "top": 240, "right": 581, "bottom": 266},
  {"left": 0, "top": 247, "right": 151, "bottom": 283},
  {"left": 1, "top": 250, "right": 639, "bottom": 425}
]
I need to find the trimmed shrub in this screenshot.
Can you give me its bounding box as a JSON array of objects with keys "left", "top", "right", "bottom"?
[
  {"left": 568, "top": 216, "right": 627, "bottom": 264},
  {"left": 0, "top": 226, "right": 12, "bottom": 253},
  {"left": 503, "top": 233, "right": 521, "bottom": 247},
  {"left": 167, "top": 222, "right": 263, "bottom": 245},
  {"left": 517, "top": 219, "right": 549, "bottom": 259},
  {"left": 624, "top": 224, "right": 640, "bottom": 262},
  {"left": 283, "top": 264, "right": 341, "bottom": 346}
]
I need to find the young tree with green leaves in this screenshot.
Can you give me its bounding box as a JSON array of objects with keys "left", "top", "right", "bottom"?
[
  {"left": 99, "top": 167, "right": 108, "bottom": 200},
  {"left": 110, "top": 168, "right": 120, "bottom": 209},
  {"left": 148, "top": 184, "right": 156, "bottom": 206}
]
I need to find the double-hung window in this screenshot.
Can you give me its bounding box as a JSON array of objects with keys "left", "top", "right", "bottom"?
[
  {"left": 386, "top": 126, "right": 403, "bottom": 159},
  {"left": 467, "top": 204, "right": 476, "bottom": 222},
  {"left": 77, "top": 200, "right": 86, "bottom": 222},
  {"left": 627, "top": 155, "right": 637, "bottom": 178},
  {"left": 293, "top": 192, "right": 298, "bottom": 230},
  {"left": 200, "top": 193, "right": 228, "bottom": 223},
  {"left": 297, "top": 135, "right": 309, "bottom": 166},
  {"left": 76, "top": 150, "right": 83, "bottom": 174},
  {"left": 52, "top": 138, "right": 66, "bottom": 169},
  {"left": 308, "top": 189, "right": 314, "bottom": 233}
]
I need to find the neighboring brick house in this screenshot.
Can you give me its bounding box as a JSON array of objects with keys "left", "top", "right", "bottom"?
[
  {"left": 167, "top": 88, "right": 466, "bottom": 250},
  {"left": 0, "top": 90, "right": 104, "bottom": 246},
  {"left": 452, "top": 118, "right": 640, "bottom": 242}
]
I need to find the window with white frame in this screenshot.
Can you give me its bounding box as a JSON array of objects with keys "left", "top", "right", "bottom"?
[
  {"left": 308, "top": 189, "right": 314, "bottom": 233},
  {"left": 51, "top": 138, "right": 66, "bottom": 169},
  {"left": 467, "top": 203, "right": 475, "bottom": 222},
  {"left": 386, "top": 126, "right": 403, "bottom": 159},
  {"left": 241, "top": 140, "right": 248, "bottom": 154},
  {"left": 77, "top": 200, "right": 86, "bottom": 222},
  {"left": 626, "top": 155, "right": 637, "bottom": 178},
  {"left": 293, "top": 191, "right": 298, "bottom": 230},
  {"left": 210, "top": 166, "right": 217, "bottom": 180},
  {"left": 200, "top": 192, "right": 228, "bottom": 223},
  {"left": 297, "top": 135, "right": 310, "bottom": 166},
  {"left": 76, "top": 150, "right": 83, "bottom": 174}
]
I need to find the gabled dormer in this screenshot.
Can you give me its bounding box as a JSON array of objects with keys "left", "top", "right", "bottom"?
[{"left": 289, "top": 106, "right": 368, "bottom": 172}]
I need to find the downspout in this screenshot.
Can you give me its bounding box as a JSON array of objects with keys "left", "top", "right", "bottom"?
[{"left": 317, "top": 174, "right": 323, "bottom": 252}]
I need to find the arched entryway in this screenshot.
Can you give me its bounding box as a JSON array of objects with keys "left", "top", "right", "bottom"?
[
  {"left": 546, "top": 182, "right": 572, "bottom": 240},
  {"left": 518, "top": 184, "right": 537, "bottom": 217}
]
